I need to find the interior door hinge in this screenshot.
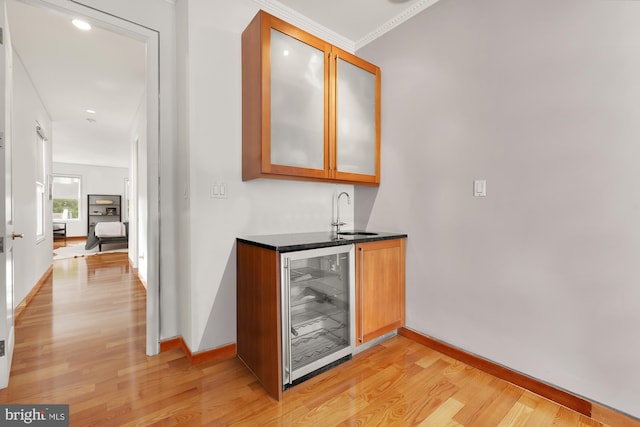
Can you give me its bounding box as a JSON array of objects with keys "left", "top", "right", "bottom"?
[
  {"left": 0, "top": 236, "right": 4, "bottom": 254},
  {"left": 0, "top": 27, "right": 3, "bottom": 45},
  {"left": 0, "top": 131, "right": 4, "bottom": 149}
]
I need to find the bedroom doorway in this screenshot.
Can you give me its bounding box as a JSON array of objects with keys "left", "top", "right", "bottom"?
[{"left": 7, "top": 0, "right": 160, "bottom": 356}]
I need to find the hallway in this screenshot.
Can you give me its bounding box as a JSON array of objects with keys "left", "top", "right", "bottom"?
[{"left": 0, "top": 253, "right": 187, "bottom": 425}]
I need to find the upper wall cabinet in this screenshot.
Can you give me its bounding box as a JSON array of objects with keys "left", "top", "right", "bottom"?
[{"left": 242, "top": 10, "right": 381, "bottom": 186}]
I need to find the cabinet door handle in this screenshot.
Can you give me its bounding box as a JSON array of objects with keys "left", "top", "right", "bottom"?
[
  {"left": 359, "top": 247, "right": 364, "bottom": 344},
  {"left": 328, "top": 51, "right": 334, "bottom": 176},
  {"left": 283, "top": 257, "right": 292, "bottom": 384}
]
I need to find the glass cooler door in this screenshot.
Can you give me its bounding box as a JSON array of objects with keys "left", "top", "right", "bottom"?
[{"left": 281, "top": 244, "right": 355, "bottom": 386}]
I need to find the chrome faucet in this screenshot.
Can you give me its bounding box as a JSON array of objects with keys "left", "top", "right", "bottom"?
[{"left": 332, "top": 191, "right": 351, "bottom": 234}]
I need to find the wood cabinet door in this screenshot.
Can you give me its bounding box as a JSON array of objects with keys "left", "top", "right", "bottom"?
[
  {"left": 267, "top": 22, "right": 330, "bottom": 179},
  {"left": 331, "top": 48, "right": 381, "bottom": 185},
  {"left": 356, "top": 239, "right": 405, "bottom": 345},
  {"left": 243, "top": 11, "right": 331, "bottom": 181}
]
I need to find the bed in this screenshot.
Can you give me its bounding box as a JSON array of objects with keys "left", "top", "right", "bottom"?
[{"left": 85, "top": 221, "right": 129, "bottom": 252}]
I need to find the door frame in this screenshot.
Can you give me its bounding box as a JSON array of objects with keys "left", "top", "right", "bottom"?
[
  {"left": 21, "top": 0, "right": 161, "bottom": 356},
  {"left": 0, "top": 0, "right": 15, "bottom": 388}
]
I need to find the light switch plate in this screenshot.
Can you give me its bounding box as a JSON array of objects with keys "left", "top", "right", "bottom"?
[
  {"left": 210, "top": 182, "right": 228, "bottom": 199},
  {"left": 474, "top": 180, "right": 486, "bottom": 197}
]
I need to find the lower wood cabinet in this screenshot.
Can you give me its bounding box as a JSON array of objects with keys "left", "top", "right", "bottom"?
[
  {"left": 237, "top": 236, "right": 406, "bottom": 400},
  {"left": 356, "top": 238, "right": 406, "bottom": 346}
]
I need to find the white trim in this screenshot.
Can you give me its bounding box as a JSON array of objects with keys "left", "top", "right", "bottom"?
[
  {"left": 144, "top": 32, "right": 160, "bottom": 357},
  {"left": 252, "top": 0, "right": 355, "bottom": 52},
  {"left": 355, "top": 0, "right": 443, "bottom": 50}
]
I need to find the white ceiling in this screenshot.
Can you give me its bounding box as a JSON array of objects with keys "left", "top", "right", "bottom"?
[{"left": 6, "top": 0, "right": 439, "bottom": 169}]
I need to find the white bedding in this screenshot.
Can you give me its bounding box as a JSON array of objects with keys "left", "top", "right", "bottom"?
[{"left": 94, "top": 222, "right": 126, "bottom": 238}]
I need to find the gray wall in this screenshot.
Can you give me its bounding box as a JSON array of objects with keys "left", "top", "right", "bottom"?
[
  {"left": 358, "top": 0, "right": 640, "bottom": 417},
  {"left": 12, "top": 50, "right": 52, "bottom": 309}
]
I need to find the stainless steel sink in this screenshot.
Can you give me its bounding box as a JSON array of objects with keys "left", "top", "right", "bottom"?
[{"left": 337, "top": 231, "right": 378, "bottom": 236}]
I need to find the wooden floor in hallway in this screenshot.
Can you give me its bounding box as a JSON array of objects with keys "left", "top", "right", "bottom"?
[{"left": 0, "top": 252, "right": 623, "bottom": 426}]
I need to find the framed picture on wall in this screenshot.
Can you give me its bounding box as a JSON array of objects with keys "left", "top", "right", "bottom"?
[{"left": 106, "top": 207, "right": 117, "bottom": 216}]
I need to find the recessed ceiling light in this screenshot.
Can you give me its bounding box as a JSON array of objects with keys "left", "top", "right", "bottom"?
[
  {"left": 72, "top": 19, "right": 91, "bottom": 31},
  {"left": 86, "top": 109, "right": 96, "bottom": 114}
]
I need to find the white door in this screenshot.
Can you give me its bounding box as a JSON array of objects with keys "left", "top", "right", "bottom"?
[{"left": 0, "top": 0, "right": 15, "bottom": 388}]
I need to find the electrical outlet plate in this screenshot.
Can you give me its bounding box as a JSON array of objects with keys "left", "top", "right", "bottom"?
[{"left": 0, "top": 339, "right": 5, "bottom": 357}]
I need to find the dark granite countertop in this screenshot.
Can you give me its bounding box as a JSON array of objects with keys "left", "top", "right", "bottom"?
[{"left": 237, "top": 231, "right": 407, "bottom": 252}]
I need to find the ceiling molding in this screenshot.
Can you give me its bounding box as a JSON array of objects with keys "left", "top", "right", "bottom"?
[
  {"left": 355, "top": 0, "right": 443, "bottom": 50},
  {"left": 252, "top": 0, "right": 355, "bottom": 52}
]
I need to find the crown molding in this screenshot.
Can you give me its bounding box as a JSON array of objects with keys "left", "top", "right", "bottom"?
[
  {"left": 252, "top": 0, "right": 442, "bottom": 53},
  {"left": 355, "top": 0, "right": 443, "bottom": 50},
  {"left": 252, "top": 0, "right": 355, "bottom": 52}
]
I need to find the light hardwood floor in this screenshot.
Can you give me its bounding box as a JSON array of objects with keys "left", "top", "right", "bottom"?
[{"left": 0, "top": 251, "right": 619, "bottom": 425}]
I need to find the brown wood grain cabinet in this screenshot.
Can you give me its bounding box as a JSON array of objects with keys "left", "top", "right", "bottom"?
[
  {"left": 237, "top": 236, "right": 405, "bottom": 400},
  {"left": 356, "top": 238, "right": 406, "bottom": 346},
  {"left": 236, "top": 242, "right": 283, "bottom": 400},
  {"left": 242, "top": 10, "right": 381, "bottom": 186}
]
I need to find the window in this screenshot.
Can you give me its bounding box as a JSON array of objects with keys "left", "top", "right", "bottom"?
[
  {"left": 52, "top": 175, "right": 81, "bottom": 220},
  {"left": 36, "top": 182, "right": 45, "bottom": 237},
  {"left": 36, "top": 126, "right": 47, "bottom": 240}
]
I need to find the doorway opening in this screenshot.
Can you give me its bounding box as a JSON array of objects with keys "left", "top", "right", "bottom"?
[{"left": 6, "top": 0, "right": 159, "bottom": 356}]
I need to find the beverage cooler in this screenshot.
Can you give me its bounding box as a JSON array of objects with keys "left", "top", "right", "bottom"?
[{"left": 281, "top": 244, "right": 355, "bottom": 388}]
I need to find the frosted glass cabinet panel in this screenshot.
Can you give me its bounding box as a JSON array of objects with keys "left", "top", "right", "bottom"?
[
  {"left": 336, "top": 57, "right": 378, "bottom": 177},
  {"left": 270, "top": 29, "right": 326, "bottom": 170}
]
